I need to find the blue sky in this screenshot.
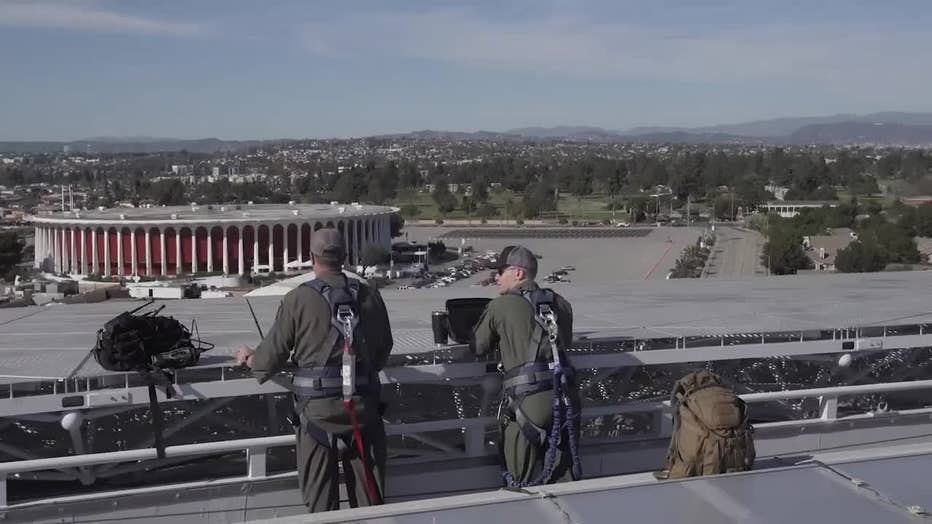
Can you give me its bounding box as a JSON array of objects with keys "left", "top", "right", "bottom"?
[{"left": 2, "top": 0, "right": 931, "bottom": 141}]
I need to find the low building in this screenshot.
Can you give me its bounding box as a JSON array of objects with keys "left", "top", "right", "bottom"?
[
  {"left": 805, "top": 228, "right": 856, "bottom": 271},
  {"left": 899, "top": 196, "right": 932, "bottom": 207},
  {"left": 915, "top": 237, "right": 932, "bottom": 264},
  {"left": 761, "top": 201, "right": 839, "bottom": 218}
]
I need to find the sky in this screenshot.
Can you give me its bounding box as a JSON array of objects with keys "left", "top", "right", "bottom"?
[{"left": 2, "top": 0, "right": 932, "bottom": 141}]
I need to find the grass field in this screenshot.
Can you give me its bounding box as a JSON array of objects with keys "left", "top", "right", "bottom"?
[{"left": 391, "top": 190, "right": 629, "bottom": 221}]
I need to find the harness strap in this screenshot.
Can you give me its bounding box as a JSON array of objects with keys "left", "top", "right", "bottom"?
[
  {"left": 503, "top": 362, "right": 553, "bottom": 397},
  {"left": 292, "top": 366, "right": 375, "bottom": 399},
  {"left": 513, "top": 404, "right": 548, "bottom": 446}
]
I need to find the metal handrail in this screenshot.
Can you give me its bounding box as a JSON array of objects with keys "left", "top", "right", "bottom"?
[{"left": 3, "top": 378, "right": 931, "bottom": 478}]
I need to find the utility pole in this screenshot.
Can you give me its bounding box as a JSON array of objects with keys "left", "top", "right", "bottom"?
[
  {"left": 730, "top": 192, "right": 735, "bottom": 222},
  {"left": 687, "top": 194, "right": 691, "bottom": 225}
]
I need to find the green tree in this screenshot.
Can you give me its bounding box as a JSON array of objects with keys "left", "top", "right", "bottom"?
[
  {"left": 389, "top": 213, "right": 405, "bottom": 238},
  {"left": 0, "top": 231, "right": 24, "bottom": 279},
  {"left": 331, "top": 172, "right": 363, "bottom": 203},
  {"left": 468, "top": 172, "right": 490, "bottom": 203},
  {"left": 399, "top": 162, "right": 421, "bottom": 189},
  {"left": 762, "top": 228, "right": 813, "bottom": 275},
  {"left": 360, "top": 245, "right": 390, "bottom": 266},
  {"left": 834, "top": 241, "right": 889, "bottom": 272},
  {"left": 915, "top": 203, "right": 932, "bottom": 237},
  {"left": 849, "top": 174, "right": 880, "bottom": 196},
  {"left": 152, "top": 179, "right": 188, "bottom": 206},
  {"left": 712, "top": 194, "right": 737, "bottom": 220},
  {"left": 432, "top": 183, "right": 458, "bottom": 214},
  {"left": 858, "top": 222, "right": 920, "bottom": 263}
]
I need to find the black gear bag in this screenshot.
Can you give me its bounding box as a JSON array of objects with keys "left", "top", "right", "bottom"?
[{"left": 92, "top": 300, "right": 214, "bottom": 457}]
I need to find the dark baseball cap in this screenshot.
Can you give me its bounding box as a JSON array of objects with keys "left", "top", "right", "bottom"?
[
  {"left": 310, "top": 228, "right": 345, "bottom": 263},
  {"left": 497, "top": 245, "right": 538, "bottom": 277}
]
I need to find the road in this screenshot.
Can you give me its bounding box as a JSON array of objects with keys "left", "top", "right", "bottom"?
[{"left": 703, "top": 226, "right": 766, "bottom": 278}]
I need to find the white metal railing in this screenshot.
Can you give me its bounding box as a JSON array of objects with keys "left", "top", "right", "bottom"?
[
  {"left": 6, "top": 332, "right": 932, "bottom": 418},
  {"left": 2, "top": 378, "right": 932, "bottom": 507}
]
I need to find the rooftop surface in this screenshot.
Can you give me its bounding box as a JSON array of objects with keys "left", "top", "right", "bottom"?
[
  {"left": 1, "top": 269, "right": 931, "bottom": 383},
  {"left": 253, "top": 441, "right": 932, "bottom": 524},
  {"left": 28, "top": 203, "right": 395, "bottom": 225}
]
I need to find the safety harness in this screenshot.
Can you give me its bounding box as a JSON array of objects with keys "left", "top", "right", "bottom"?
[
  {"left": 291, "top": 277, "right": 382, "bottom": 505},
  {"left": 499, "top": 288, "right": 582, "bottom": 486}
]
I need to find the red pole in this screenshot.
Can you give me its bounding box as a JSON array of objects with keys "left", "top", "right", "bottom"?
[{"left": 342, "top": 339, "right": 382, "bottom": 505}]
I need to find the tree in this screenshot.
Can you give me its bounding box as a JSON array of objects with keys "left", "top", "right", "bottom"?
[
  {"left": 849, "top": 174, "right": 881, "bottom": 196},
  {"left": 523, "top": 180, "right": 557, "bottom": 218},
  {"left": 366, "top": 164, "right": 399, "bottom": 204},
  {"left": 761, "top": 228, "right": 813, "bottom": 275},
  {"left": 152, "top": 179, "right": 188, "bottom": 206},
  {"left": 712, "top": 194, "right": 737, "bottom": 220},
  {"left": 834, "top": 241, "right": 888, "bottom": 272},
  {"left": 331, "top": 172, "right": 363, "bottom": 203},
  {"left": 399, "top": 162, "right": 421, "bottom": 189},
  {"left": 915, "top": 203, "right": 932, "bottom": 237},
  {"left": 431, "top": 183, "right": 458, "bottom": 214},
  {"left": 858, "top": 222, "right": 920, "bottom": 263},
  {"left": 470, "top": 173, "right": 489, "bottom": 203},
  {"left": 0, "top": 232, "right": 24, "bottom": 279},
  {"left": 389, "top": 213, "right": 405, "bottom": 238},
  {"left": 360, "top": 245, "right": 390, "bottom": 267}
]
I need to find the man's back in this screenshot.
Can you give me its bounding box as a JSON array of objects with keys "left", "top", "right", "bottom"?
[
  {"left": 474, "top": 280, "right": 573, "bottom": 370},
  {"left": 251, "top": 272, "right": 393, "bottom": 433}
]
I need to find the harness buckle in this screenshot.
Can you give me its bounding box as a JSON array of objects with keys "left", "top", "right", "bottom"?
[{"left": 336, "top": 304, "right": 355, "bottom": 343}]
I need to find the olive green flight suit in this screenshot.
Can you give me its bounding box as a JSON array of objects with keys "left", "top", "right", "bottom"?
[
  {"left": 252, "top": 272, "right": 393, "bottom": 512},
  {"left": 473, "top": 279, "right": 578, "bottom": 485}
]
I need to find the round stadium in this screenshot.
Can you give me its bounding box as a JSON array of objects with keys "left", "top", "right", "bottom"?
[{"left": 29, "top": 202, "right": 397, "bottom": 277}]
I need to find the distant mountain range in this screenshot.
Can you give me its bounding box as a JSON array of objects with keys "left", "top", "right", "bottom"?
[
  {"left": 504, "top": 112, "right": 932, "bottom": 146},
  {"left": 3, "top": 112, "right": 932, "bottom": 153}
]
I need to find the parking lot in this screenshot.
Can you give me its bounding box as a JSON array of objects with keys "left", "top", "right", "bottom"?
[{"left": 396, "top": 225, "right": 708, "bottom": 286}]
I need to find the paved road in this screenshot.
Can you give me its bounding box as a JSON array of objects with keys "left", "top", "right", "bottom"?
[{"left": 704, "top": 226, "right": 766, "bottom": 278}]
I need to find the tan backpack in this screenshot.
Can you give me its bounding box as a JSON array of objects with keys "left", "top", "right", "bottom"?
[{"left": 661, "top": 370, "right": 755, "bottom": 479}]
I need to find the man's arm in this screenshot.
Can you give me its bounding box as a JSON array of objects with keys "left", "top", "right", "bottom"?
[
  {"left": 361, "top": 285, "right": 393, "bottom": 371},
  {"left": 251, "top": 296, "right": 296, "bottom": 384},
  {"left": 472, "top": 302, "right": 498, "bottom": 357}
]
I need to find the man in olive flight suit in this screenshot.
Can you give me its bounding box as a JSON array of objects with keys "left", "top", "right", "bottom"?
[
  {"left": 473, "top": 245, "right": 579, "bottom": 485},
  {"left": 235, "top": 228, "right": 393, "bottom": 512}
]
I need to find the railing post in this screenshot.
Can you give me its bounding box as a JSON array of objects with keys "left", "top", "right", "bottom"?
[
  {"left": 464, "top": 425, "right": 485, "bottom": 457},
  {"left": 819, "top": 395, "right": 838, "bottom": 420},
  {"left": 246, "top": 447, "right": 267, "bottom": 479},
  {"left": 0, "top": 473, "right": 6, "bottom": 507}
]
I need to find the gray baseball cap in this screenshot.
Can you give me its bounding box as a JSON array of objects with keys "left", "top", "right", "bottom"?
[
  {"left": 310, "top": 228, "right": 345, "bottom": 263},
  {"left": 497, "top": 245, "right": 538, "bottom": 277}
]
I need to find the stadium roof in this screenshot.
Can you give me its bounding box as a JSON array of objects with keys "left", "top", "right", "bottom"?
[
  {"left": 28, "top": 203, "right": 395, "bottom": 226},
  {"left": 2, "top": 270, "right": 932, "bottom": 383}
]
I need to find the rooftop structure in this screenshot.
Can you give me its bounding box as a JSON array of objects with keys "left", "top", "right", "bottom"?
[{"left": 1, "top": 270, "right": 931, "bottom": 521}]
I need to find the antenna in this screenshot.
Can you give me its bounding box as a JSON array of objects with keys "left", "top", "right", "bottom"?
[
  {"left": 60, "top": 185, "right": 65, "bottom": 212},
  {"left": 245, "top": 298, "right": 264, "bottom": 339},
  {"left": 69, "top": 185, "right": 74, "bottom": 212}
]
